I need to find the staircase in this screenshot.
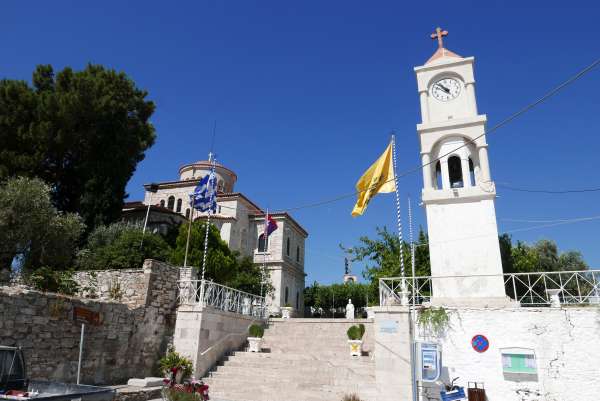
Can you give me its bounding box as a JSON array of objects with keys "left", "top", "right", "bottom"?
[{"left": 204, "top": 318, "right": 376, "bottom": 401}]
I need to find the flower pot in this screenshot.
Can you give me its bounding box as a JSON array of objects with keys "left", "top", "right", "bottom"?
[
  {"left": 281, "top": 307, "right": 293, "bottom": 319},
  {"left": 248, "top": 336, "right": 263, "bottom": 353},
  {"left": 366, "top": 307, "right": 375, "bottom": 319},
  {"left": 348, "top": 340, "right": 363, "bottom": 357}
]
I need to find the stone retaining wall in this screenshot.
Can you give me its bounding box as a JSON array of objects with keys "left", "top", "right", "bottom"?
[{"left": 0, "top": 260, "right": 180, "bottom": 385}]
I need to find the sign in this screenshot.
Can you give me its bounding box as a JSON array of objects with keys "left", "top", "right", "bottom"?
[
  {"left": 73, "top": 307, "right": 101, "bottom": 326},
  {"left": 417, "top": 342, "right": 441, "bottom": 382},
  {"left": 379, "top": 319, "right": 398, "bottom": 333},
  {"left": 471, "top": 334, "right": 489, "bottom": 353}
]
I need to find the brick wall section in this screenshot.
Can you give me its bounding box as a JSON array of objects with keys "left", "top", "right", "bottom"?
[{"left": 0, "top": 260, "right": 181, "bottom": 385}]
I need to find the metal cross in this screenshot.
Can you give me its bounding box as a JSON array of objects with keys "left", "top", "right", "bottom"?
[{"left": 430, "top": 27, "right": 448, "bottom": 49}]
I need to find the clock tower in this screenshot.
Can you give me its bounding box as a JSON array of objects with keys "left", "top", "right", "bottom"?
[{"left": 415, "top": 28, "right": 508, "bottom": 304}]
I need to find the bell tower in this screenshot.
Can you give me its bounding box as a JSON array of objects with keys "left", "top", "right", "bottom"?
[{"left": 415, "top": 28, "right": 508, "bottom": 304}]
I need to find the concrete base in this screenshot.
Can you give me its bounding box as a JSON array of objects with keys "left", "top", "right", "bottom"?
[
  {"left": 427, "top": 296, "right": 517, "bottom": 308},
  {"left": 126, "top": 377, "right": 165, "bottom": 387}
]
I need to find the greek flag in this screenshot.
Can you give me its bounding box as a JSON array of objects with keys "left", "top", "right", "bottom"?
[{"left": 191, "top": 172, "right": 217, "bottom": 212}]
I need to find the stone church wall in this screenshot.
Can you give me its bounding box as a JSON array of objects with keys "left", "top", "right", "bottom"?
[{"left": 0, "top": 259, "right": 181, "bottom": 385}]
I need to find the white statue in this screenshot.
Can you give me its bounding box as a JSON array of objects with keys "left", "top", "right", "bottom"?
[{"left": 345, "top": 298, "right": 355, "bottom": 319}]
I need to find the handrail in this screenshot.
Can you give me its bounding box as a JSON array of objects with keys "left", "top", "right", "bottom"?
[{"left": 379, "top": 270, "right": 600, "bottom": 307}]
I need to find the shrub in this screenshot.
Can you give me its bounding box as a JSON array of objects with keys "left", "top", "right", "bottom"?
[
  {"left": 249, "top": 324, "right": 264, "bottom": 338},
  {"left": 27, "top": 267, "right": 79, "bottom": 295},
  {"left": 417, "top": 306, "right": 450, "bottom": 333},
  {"left": 159, "top": 347, "right": 193, "bottom": 379},
  {"left": 346, "top": 325, "right": 361, "bottom": 341},
  {"left": 357, "top": 323, "right": 365, "bottom": 339}
]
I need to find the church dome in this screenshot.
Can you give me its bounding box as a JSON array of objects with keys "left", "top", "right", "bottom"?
[{"left": 178, "top": 160, "right": 237, "bottom": 193}]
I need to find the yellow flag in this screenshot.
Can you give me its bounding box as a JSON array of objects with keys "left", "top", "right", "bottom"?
[{"left": 351, "top": 142, "right": 396, "bottom": 217}]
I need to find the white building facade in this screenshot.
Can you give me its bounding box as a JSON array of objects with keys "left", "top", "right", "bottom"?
[
  {"left": 141, "top": 160, "right": 308, "bottom": 314},
  {"left": 415, "top": 44, "right": 508, "bottom": 305}
]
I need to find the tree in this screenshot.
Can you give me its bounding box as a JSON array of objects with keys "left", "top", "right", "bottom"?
[
  {"left": 0, "top": 177, "right": 84, "bottom": 273},
  {"left": 170, "top": 220, "right": 272, "bottom": 295},
  {"left": 0, "top": 64, "right": 156, "bottom": 229},
  {"left": 76, "top": 222, "right": 172, "bottom": 270}
]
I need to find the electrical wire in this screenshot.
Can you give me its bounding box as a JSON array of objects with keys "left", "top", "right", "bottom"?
[{"left": 497, "top": 182, "right": 600, "bottom": 194}]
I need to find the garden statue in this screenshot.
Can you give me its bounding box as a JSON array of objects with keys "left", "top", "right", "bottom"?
[{"left": 345, "top": 298, "right": 354, "bottom": 319}]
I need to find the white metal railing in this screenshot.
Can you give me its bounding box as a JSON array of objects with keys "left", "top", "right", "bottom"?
[
  {"left": 177, "top": 280, "right": 267, "bottom": 319},
  {"left": 379, "top": 270, "right": 600, "bottom": 307}
]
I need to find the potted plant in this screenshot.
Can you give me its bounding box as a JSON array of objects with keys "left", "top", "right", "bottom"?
[
  {"left": 347, "top": 323, "right": 365, "bottom": 357},
  {"left": 248, "top": 324, "right": 264, "bottom": 352},
  {"left": 281, "top": 303, "right": 294, "bottom": 319},
  {"left": 159, "top": 347, "right": 194, "bottom": 384}
]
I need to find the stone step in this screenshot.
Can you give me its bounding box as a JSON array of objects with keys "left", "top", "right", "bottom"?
[
  {"left": 205, "top": 374, "right": 375, "bottom": 388},
  {"left": 208, "top": 387, "right": 376, "bottom": 401},
  {"left": 228, "top": 351, "right": 374, "bottom": 362},
  {"left": 209, "top": 366, "right": 375, "bottom": 383},
  {"left": 221, "top": 357, "right": 374, "bottom": 369}
]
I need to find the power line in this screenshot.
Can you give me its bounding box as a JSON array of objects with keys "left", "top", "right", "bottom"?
[{"left": 497, "top": 182, "right": 600, "bottom": 194}]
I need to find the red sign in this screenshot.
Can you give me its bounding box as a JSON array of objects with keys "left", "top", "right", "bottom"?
[
  {"left": 73, "top": 306, "right": 101, "bottom": 325},
  {"left": 471, "top": 334, "right": 489, "bottom": 353}
]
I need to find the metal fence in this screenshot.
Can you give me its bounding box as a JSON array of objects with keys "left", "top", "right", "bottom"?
[
  {"left": 379, "top": 270, "right": 600, "bottom": 307},
  {"left": 178, "top": 280, "right": 267, "bottom": 319}
]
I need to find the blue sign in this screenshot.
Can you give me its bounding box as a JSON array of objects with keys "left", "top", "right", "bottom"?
[{"left": 471, "top": 334, "right": 489, "bottom": 353}]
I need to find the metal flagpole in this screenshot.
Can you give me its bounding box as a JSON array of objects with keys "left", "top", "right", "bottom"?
[
  {"left": 199, "top": 155, "right": 216, "bottom": 306},
  {"left": 390, "top": 135, "right": 407, "bottom": 300},
  {"left": 408, "top": 196, "right": 418, "bottom": 401},
  {"left": 140, "top": 183, "right": 158, "bottom": 250},
  {"left": 261, "top": 209, "right": 268, "bottom": 312}
]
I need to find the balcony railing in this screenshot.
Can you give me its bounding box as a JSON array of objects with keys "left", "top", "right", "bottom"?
[
  {"left": 379, "top": 270, "right": 600, "bottom": 307},
  {"left": 178, "top": 279, "right": 267, "bottom": 319}
]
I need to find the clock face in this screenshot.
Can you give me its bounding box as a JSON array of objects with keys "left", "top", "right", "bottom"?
[{"left": 431, "top": 78, "right": 461, "bottom": 102}]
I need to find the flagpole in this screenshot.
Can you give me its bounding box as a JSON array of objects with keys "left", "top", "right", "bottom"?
[
  {"left": 200, "top": 155, "right": 216, "bottom": 306},
  {"left": 261, "top": 208, "right": 268, "bottom": 309},
  {"left": 390, "top": 134, "right": 407, "bottom": 302},
  {"left": 408, "top": 196, "right": 418, "bottom": 401}
]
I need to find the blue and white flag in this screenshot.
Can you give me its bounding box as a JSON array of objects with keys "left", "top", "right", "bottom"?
[{"left": 191, "top": 172, "right": 217, "bottom": 213}]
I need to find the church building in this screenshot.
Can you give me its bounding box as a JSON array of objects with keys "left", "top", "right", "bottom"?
[{"left": 138, "top": 159, "right": 308, "bottom": 314}]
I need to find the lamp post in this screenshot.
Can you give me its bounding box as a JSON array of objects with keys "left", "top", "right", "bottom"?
[{"left": 140, "top": 183, "right": 159, "bottom": 249}]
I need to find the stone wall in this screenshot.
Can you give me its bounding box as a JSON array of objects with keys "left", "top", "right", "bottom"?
[
  {"left": 0, "top": 259, "right": 181, "bottom": 385},
  {"left": 372, "top": 305, "right": 600, "bottom": 401}
]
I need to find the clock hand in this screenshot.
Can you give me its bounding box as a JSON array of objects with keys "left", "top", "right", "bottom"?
[{"left": 437, "top": 84, "right": 451, "bottom": 94}]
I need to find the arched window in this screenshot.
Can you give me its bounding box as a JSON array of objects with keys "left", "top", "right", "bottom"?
[
  {"left": 258, "top": 234, "right": 268, "bottom": 252},
  {"left": 284, "top": 287, "right": 289, "bottom": 304},
  {"left": 469, "top": 158, "right": 476, "bottom": 186},
  {"left": 176, "top": 198, "right": 182, "bottom": 213},
  {"left": 286, "top": 237, "right": 290, "bottom": 256},
  {"left": 296, "top": 291, "right": 299, "bottom": 309},
  {"left": 167, "top": 196, "right": 175, "bottom": 210},
  {"left": 296, "top": 246, "right": 300, "bottom": 262},
  {"left": 160, "top": 200, "right": 165, "bottom": 208},
  {"left": 185, "top": 208, "right": 190, "bottom": 219},
  {"left": 448, "top": 156, "right": 463, "bottom": 188},
  {"left": 435, "top": 161, "right": 442, "bottom": 189}
]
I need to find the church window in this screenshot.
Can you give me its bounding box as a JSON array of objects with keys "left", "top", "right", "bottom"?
[
  {"left": 185, "top": 208, "right": 190, "bottom": 219},
  {"left": 448, "top": 156, "right": 463, "bottom": 188},
  {"left": 167, "top": 196, "right": 175, "bottom": 210},
  {"left": 296, "top": 291, "right": 299, "bottom": 309},
  {"left": 176, "top": 198, "right": 182, "bottom": 213},
  {"left": 286, "top": 237, "right": 290, "bottom": 256},
  {"left": 160, "top": 200, "right": 165, "bottom": 208},
  {"left": 258, "top": 234, "right": 268, "bottom": 252},
  {"left": 285, "top": 287, "right": 289, "bottom": 304},
  {"left": 296, "top": 246, "right": 300, "bottom": 262},
  {"left": 435, "top": 161, "right": 442, "bottom": 189}
]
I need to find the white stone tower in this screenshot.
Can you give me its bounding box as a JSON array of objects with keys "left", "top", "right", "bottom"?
[{"left": 415, "top": 28, "right": 507, "bottom": 304}]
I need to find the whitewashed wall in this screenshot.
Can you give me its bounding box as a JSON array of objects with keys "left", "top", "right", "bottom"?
[{"left": 416, "top": 306, "right": 600, "bottom": 401}]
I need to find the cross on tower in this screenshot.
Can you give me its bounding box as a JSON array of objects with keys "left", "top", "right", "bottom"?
[{"left": 430, "top": 27, "right": 448, "bottom": 49}]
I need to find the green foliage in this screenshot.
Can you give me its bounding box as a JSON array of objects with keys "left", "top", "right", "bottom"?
[
  {"left": 26, "top": 267, "right": 79, "bottom": 295},
  {"left": 163, "top": 389, "right": 202, "bottom": 401},
  {"left": 500, "top": 234, "right": 588, "bottom": 273},
  {"left": 346, "top": 324, "right": 365, "bottom": 341},
  {"left": 0, "top": 64, "right": 156, "bottom": 230},
  {"left": 249, "top": 324, "right": 264, "bottom": 338},
  {"left": 0, "top": 177, "right": 85, "bottom": 272},
  {"left": 304, "top": 281, "right": 371, "bottom": 312},
  {"left": 159, "top": 347, "right": 193, "bottom": 379},
  {"left": 170, "top": 221, "right": 273, "bottom": 295},
  {"left": 77, "top": 222, "right": 172, "bottom": 270},
  {"left": 417, "top": 307, "right": 450, "bottom": 333}
]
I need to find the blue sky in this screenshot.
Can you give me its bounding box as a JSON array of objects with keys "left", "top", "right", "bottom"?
[{"left": 3, "top": 1, "right": 599, "bottom": 284}]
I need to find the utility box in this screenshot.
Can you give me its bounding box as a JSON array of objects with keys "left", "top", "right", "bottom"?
[{"left": 416, "top": 342, "right": 442, "bottom": 382}]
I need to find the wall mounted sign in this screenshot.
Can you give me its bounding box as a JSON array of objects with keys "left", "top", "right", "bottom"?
[
  {"left": 471, "top": 334, "right": 489, "bottom": 353},
  {"left": 73, "top": 306, "right": 101, "bottom": 326},
  {"left": 379, "top": 319, "right": 398, "bottom": 333}
]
